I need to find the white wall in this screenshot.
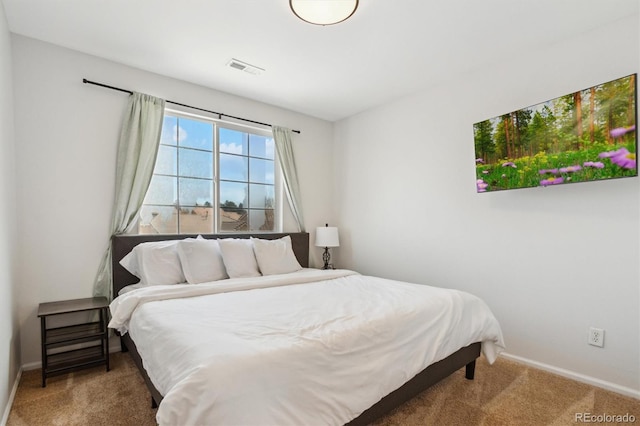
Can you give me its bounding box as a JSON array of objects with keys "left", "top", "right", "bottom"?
[
  {"left": 12, "top": 35, "right": 335, "bottom": 366},
  {"left": 334, "top": 15, "right": 640, "bottom": 394},
  {"left": 0, "top": 0, "right": 19, "bottom": 421}
]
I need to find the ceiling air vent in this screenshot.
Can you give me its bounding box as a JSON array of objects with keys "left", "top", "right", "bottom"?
[{"left": 226, "top": 58, "right": 264, "bottom": 75}]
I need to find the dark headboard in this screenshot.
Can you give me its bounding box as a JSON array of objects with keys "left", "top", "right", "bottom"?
[{"left": 111, "top": 232, "right": 310, "bottom": 297}]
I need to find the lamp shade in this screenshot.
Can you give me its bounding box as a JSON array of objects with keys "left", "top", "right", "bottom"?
[
  {"left": 290, "top": 0, "right": 359, "bottom": 26},
  {"left": 315, "top": 226, "right": 340, "bottom": 247}
]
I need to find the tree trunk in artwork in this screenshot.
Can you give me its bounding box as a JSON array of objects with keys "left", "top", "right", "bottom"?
[
  {"left": 589, "top": 87, "right": 595, "bottom": 143},
  {"left": 607, "top": 103, "right": 613, "bottom": 145},
  {"left": 574, "top": 91, "right": 583, "bottom": 149},
  {"left": 512, "top": 113, "right": 518, "bottom": 158},
  {"left": 513, "top": 112, "right": 522, "bottom": 157},
  {"left": 628, "top": 75, "right": 636, "bottom": 126},
  {"left": 503, "top": 115, "right": 512, "bottom": 159}
]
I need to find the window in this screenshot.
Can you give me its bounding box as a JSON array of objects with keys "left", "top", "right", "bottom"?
[{"left": 138, "top": 111, "right": 278, "bottom": 234}]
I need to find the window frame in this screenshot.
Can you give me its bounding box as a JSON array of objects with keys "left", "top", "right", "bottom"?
[{"left": 137, "top": 108, "right": 283, "bottom": 234}]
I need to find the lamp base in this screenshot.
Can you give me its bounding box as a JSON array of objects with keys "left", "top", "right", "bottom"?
[{"left": 322, "top": 247, "right": 332, "bottom": 270}]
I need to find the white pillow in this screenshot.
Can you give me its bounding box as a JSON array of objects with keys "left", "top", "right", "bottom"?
[
  {"left": 251, "top": 236, "right": 302, "bottom": 276},
  {"left": 218, "top": 238, "right": 261, "bottom": 278},
  {"left": 119, "top": 250, "right": 142, "bottom": 279},
  {"left": 119, "top": 240, "right": 186, "bottom": 286},
  {"left": 177, "top": 238, "right": 228, "bottom": 284}
]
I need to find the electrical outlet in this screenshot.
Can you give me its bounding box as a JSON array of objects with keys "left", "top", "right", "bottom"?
[{"left": 588, "top": 327, "right": 605, "bottom": 348}]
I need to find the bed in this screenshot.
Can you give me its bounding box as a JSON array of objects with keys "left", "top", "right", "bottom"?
[{"left": 109, "top": 232, "right": 504, "bottom": 425}]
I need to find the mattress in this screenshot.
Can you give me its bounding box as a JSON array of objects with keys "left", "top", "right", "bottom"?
[{"left": 109, "top": 268, "right": 505, "bottom": 425}]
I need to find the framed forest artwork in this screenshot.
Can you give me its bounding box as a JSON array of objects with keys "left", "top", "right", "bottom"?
[{"left": 474, "top": 74, "right": 637, "bottom": 193}]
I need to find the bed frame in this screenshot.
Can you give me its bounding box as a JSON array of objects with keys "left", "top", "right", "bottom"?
[{"left": 111, "top": 232, "right": 481, "bottom": 425}]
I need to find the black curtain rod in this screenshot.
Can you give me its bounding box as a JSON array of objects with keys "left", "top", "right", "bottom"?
[{"left": 82, "top": 78, "right": 301, "bottom": 134}]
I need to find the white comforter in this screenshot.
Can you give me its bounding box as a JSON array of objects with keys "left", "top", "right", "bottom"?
[{"left": 109, "top": 269, "right": 505, "bottom": 426}]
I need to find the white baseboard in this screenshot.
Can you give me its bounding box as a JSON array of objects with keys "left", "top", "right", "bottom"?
[
  {"left": 0, "top": 366, "right": 22, "bottom": 426},
  {"left": 20, "top": 361, "right": 40, "bottom": 372},
  {"left": 500, "top": 352, "right": 640, "bottom": 400}
]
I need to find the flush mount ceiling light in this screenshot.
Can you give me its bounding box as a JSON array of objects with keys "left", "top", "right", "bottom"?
[{"left": 290, "top": 0, "right": 359, "bottom": 25}]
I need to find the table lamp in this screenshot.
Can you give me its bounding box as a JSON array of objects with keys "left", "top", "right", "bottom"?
[{"left": 315, "top": 224, "right": 340, "bottom": 269}]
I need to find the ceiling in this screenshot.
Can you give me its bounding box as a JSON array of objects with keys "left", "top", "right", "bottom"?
[{"left": 2, "top": 0, "right": 638, "bottom": 122}]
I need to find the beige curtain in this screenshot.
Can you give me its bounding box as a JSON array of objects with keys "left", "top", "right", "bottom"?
[
  {"left": 93, "top": 92, "right": 166, "bottom": 299},
  {"left": 272, "top": 126, "right": 305, "bottom": 232}
]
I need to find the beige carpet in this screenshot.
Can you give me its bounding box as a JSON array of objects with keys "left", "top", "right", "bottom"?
[{"left": 7, "top": 352, "right": 640, "bottom": 425}]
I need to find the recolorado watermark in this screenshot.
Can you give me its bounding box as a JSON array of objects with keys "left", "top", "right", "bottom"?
[{"left": 575, "top": 412, "right": 636, "bottom": 423}]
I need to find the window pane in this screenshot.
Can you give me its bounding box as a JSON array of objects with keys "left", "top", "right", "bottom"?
[
  {"left": 220, "top": 208, "right": 248, "bottom": 231},
  {"left": 160, "top": 116, "right": 178, "bottom": 146},
  {"left": 249, "top": 134, "right": 275, "bottom": 160},
  {"left": 250, "top": 209, "right": 275, "bottom": 231},
  {"left": 220, "top": 127, "right": 248, "bottom": 155},
  {"left": 179, "top": 148, "right": 213, "bottom": 179},
  {"left": 220, "top": 181, "right": 247, "bottom": 208},
  {"left": 155, "top": 145, "right": 177, "bottom": 176},
  {"left": 249, "top": 184, "right": 275, "bottom": 209},
  {"left": 178, "top": 118, "right": 213, "bottom": 151},
  {"left": 145, "top": 175, "right": 177, "bottom": 205},
  {"left": 220, "top": 153, "right": 248, "bottom": 181},
  {"left": 178, "top": 177, "right": 212, "bottom": 206},
  {"left": 249, "top": 158, "right": 274, "bottom": 184},
  {"left": 139, "top": 205, "right": 178, "bottom": 234},
  {"left": 178, "top": 207, "right": 213, "bottom": 234}
]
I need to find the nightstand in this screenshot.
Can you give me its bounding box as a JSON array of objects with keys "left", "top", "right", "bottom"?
[{"left": 38, "top": 297, "right": 110, "bottom": 387}]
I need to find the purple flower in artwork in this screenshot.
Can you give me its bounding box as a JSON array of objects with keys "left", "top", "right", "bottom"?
[
  {"left": 609, "top": 148, "right": 636, "bottom": 170},
  {"left": 502, "top": 162, "right": 516, "bottom": 168},
  {"left": 610, "top": 125, "right": 636, "bottom": 138},
  {"left": 475, "top": 158, "right": 485, "bottom": 164},
  {"left": 477, "top": 179, "right": 488, "bottom": 192},
  {"left": 583, "top": 161, "right": 605, "bottom": 169},
  {"left": 599, "top": 148, "right": 628, "bottom": 159},
  {"left": 539, "top": 169, "right": 559, "bottom": 175},
  {"left": 540, "top": 176, "right": 564, "bottom": 187},
  {"left": 559, "top": 165, "right": 582, "bottom": 173},
  {"left": 610, "top": 128, "right": 627, "bottom": 138}
]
